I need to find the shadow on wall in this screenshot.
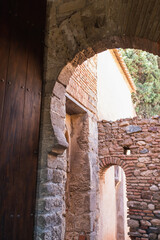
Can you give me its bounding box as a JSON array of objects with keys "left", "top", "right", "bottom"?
[{"left": 65, "top": 111, "right": 98, "bottom": 239}]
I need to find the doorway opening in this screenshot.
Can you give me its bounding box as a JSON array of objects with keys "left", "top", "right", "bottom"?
[
  {"left": 99, "top": 166, "right": 130, "bottom": 240},
  {"left": 48, "top": 47, "right": 160, "bottom": 240},
  {"left": 65, "top": 95, "right": 93, "bottom": 240}
]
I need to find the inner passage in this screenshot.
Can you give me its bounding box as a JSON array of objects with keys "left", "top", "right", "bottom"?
[{"left": 100, "top": 166, "right": 130, "bottom": 240}]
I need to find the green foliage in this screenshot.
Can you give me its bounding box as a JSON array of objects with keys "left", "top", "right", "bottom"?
[{"left": 119, "top": 49, "right": 160, "bottom": 118}]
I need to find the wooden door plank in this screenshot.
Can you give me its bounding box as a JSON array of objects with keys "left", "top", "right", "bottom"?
[
  {"left": 0, "top": 0, "right": 46, "bottom": 239},
  {"left": 0, "top": 16, "right": 29, "bottom": 240},
  {"left": 0, "top": 15, "right": 11, "bottom": 140},
  {"left": 17, "top": 30, "right": 42, "bottom": 240},
  {"left": 0, "top": 12, "right": 11, "bottom": 240}
]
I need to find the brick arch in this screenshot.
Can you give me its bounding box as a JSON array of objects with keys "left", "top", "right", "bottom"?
[
  {"left": 99, "top": 156, "right": 132, "bottom": 207},
  {"left": 99, "top": 160, "right": 130, "bottom": 240},
  {"left": 57, "top": 36, "right": 160, "bottom": 90},
  {"left": 99, "top": 156, "right": 130, "bottom": 178}
]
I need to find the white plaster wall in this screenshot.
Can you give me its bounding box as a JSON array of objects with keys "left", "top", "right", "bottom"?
[
  {"left": 116, "top": 168, "right": 130, "bottom": 240},
  {"left": 97, "top": 50, "right": 136, "bottom": 121},
  {"left": 99, "top": 167, "right": 129, "bottom": 240},
  {"left": 97, "top": 50, "right": 133, "bottom": 240},
  {"left": 99, "top": 167, "right": 117, "bottom": 240}
]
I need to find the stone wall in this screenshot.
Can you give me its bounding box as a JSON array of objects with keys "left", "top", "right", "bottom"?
[
  {"left": 35, "top": 80, "right": 68, "bottom": 240},
  {"left": 35, "top": 55, "right": 99, "bottom": 239},
  {"left": 65, "top": 113, "right": 99, "bottom": 240},
  {"left": 98, "top": 116, "right": 160, "bottom": 240},
  {"left": 35, "top": 1, "right": 160, "bottom": 238}
]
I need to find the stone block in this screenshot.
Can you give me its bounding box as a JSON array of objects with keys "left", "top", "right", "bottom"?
[
  {"left": 140, "top": 220, "right": 151, "bottom": 227},
  {"left": 141, "top": 191, "right": 151, "bottom": 200},
  {"left": 39, "top": 182, "right": 64, "bottom": 197},
  {"left": 58, "top": 0, "right": 86, "bottom": 17},
  {"left": 138, "top": 157, "right": 151, "bottom": 163},
  {"left": 119, "top": 121, "right": 129, "bottom": 127},
  {"left": 148, "top": 164, "right": 156, "bottom": 170},
  {"left": 148, "top": 127, "right": 157, "bottom": 132},
  {"left": 52, "top": 82, "right": 66, "bottom": 101},
  {"left": 74, "top": 214, "right": 90, "bottom": 232},
  {"left": 129, "top": 231, "right": 141, "bottom": 237},
  {"left": 150, "top": 185, "right": 159, "bottom": 191},
  {"left": 51, "top": 96, "right": 65, "bottom": 118},
  {"left": 47, "top": 154, "right": 67, "bottom": 171},
  {"left": 141, "top": 170, "right": 153, "bottom": 177},
  {"left": 52, "top": 169, "right": 65, "bottom": 183},
  {"left": 51, "top": 225, "right": 63, "bottom": 240},
  {"left": 151, "top": 219, "right": 160, "bottom": 226},
  {"left": 148, "top": 227, "right": 160, "bottom": 234},
  {"left": 58, "top": 63, "right": 75, "bottom": 86},
  {"left": 137, "top": 162, "right": 146, "bottom": 168},
  {"left": 51, "top": 112, "right": 65, "bottom": 130},
  {"left": 153, "top": 193, "right": 160, "bottom": 201},
  {"left": 148, "top": 204, "right": 155, "bottom": 210},
  {"left": 40, "top": 168, "right": 53, "bottom": 182},
  {"left": 140, "top": 148, "right": 149, "bottom": 154},
  {"left": 134, "top": 169, "right": 140, "bottom": 176},
  {"left": 123, "top": 138, "right": 133, "bottom": 146},
  {"left": 128, "top": 219, "right": 139, "bottom": 228},
  {"left": 153, "top": 211, "right": 160, "bottom": 218},
  {"left": 52, "top": 125, "right": 69, "bottom": 154},
  {"left": 40, "top": 230, "right": 52, "bottom": 240},
  {"left": 43, "top": 197, "right": 63, "bottom": 212},
  {"left": 126, "top": 125, "right": 142, "bottom": 134},
  {"left": 65, "top": 231, "right": 79, "bottom": 240},
  {"left": 128, "top": 201, "right": 147, "bottom": 210},
  {"left": 137, "top": 141, "right": 146, "bottom": 146},
  {"left": 37, "top": 213, "right": 61, "bottom": 228},
  {"left": 149, "top": 233, "right": 157, "bottom": 240}
]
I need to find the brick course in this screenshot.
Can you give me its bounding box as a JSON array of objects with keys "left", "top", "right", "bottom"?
[{"left": 66, "top": 56, "right": 97, "bottom": 114}]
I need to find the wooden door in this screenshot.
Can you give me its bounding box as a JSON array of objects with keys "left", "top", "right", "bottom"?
[{"left": 0, "top": 1, "right": 46, "bottom": 239}]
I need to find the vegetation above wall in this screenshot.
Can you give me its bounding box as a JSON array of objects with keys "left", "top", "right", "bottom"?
[{"left": 120, "top": 49, "right": 160, "bottom": 118}]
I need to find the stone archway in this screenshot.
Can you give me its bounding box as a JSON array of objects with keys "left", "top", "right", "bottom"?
[{"left": 35, "top": 1, "right": 160, "bottom": 239}]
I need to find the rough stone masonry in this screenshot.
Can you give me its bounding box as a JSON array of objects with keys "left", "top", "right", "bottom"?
[
  {"left": 98, "top": 116, "right": 160, "bottom": 240},
  {"left": 36, "top": 0, "right": 160, "bottom": 239}
]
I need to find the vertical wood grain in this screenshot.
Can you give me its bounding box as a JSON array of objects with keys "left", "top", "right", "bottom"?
[{"left": 0, "top": 0, "right": 46, "bottom": 239}]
